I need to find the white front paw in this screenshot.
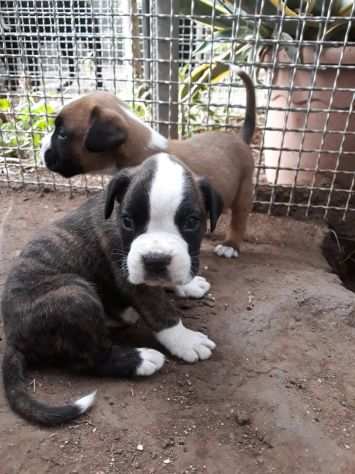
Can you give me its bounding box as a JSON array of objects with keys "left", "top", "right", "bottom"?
[
  {"left": 136, "top": 348, "right": 165, "bottom": 376},
  {"left": 156, "top": 320, "right": 216, "bottom": 363},
  {"left": 214, "top": 244, "right": 239, "bottom": 259},
  {"left": 175, "top": 276, "right": 211, "bottom": 299}
]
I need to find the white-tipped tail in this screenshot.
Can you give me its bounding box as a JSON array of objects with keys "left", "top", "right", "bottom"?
[{"left": 75, "top": 390, "right": 97, "bottom": 414}]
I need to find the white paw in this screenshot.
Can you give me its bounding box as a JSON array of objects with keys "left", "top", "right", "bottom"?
[
  {"left": 136, "top": 348, "right": 165, "bottom": 376},
  {"left": 121, "top": 307, "right": 140, "bottom": 325},
  {"left": 175, "top": 276, "right": 210, "bottom": 299},
  {"left": 156, "top": 320, "right": 216, "bottom": 363},
  {"left": 214, "top": 244, "right": 239, "bottom": 259}
]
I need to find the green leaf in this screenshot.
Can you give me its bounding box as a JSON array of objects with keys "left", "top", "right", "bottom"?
[
  {"left": 176, "top": 0, "right": 233, "bottom": 30},
  {"left": 336, "top": 0, "right": 354, "bottom": 16},
  {"left": 32, "top": 117, "right": 52, "bottom": 131},
  {"left": 33, "top": 133, "right": 42, "bottom": 148},
  {"left": 181, "top": 59, "right": 230, "bottom": 102},
  {"left": 193, "top": 29, "right": 233, "bottom": 56},
  {"left": 240, "top": 0, "right": 295, "bottom": 16},
  {"left": 0, "top": 98, "right": 11, "bottom": 112},
  {"left": 32, "top": 102, "right": 56, "bottom": 115},
  {"left": 180, "top": 62, "right": 211, "bottom": 101},
  {"left": 324, "top": 21, "right": 355, "bottom": 41},
  {"left": 208, "top": 61, "right": 232, "bottom": 84},
  {"left": 268, "top": 0, "right": 299, "bottom": 16}
]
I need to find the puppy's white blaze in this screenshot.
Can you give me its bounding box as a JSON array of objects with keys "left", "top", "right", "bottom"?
[
  {"left": 124, "top": 107, "right": 168, "bottom": 150},
  {"left": 40, "top": 132, "right": 52, "bottom": 164},
  {"left": 74, "top": 390, "right": 97, "bottom": 414},
  {"left": 148, "top": 153, "right": 184, "bottom": 233}
]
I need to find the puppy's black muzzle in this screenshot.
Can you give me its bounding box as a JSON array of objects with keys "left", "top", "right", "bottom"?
[
  {"left": 44, "top": 149, "right": 60, "bottom": 172},
  {"left": 142, "top": 253, "right": 172, "bottom": 279},
  {"left": 45, "top": 149, "right": 82, "bottom": 178}
]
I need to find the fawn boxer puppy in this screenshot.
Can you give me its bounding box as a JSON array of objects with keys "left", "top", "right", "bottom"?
[
  {"left": 2, "top": 153, "right": 223, "bottom": 426},
  {"left": 42, "top": 70, "right": 255, "bottom": 259}
]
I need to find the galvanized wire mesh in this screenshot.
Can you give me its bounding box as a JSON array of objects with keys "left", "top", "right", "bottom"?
[{"left": 1, "top": 0, "right": 355, "bottom": 221}]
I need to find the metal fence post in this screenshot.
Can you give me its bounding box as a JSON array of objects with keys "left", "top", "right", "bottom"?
[
  {"left": 142, "top": 0, "right": 151, "bottom": 81},
  {"left": 154, "top": 0, "right": 179, "bottom": 139}
]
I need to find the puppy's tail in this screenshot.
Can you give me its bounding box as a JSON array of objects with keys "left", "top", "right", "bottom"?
[
  {"left": 3, "top": 346, "right": 96, "bottom": 426},
  {"left": 227, "top": 65, "right": 256, "bottom": 145}
]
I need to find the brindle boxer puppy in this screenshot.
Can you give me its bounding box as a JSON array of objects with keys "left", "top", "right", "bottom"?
[
  {"left": 2, "top": 153, "right": 223, "bottom": 426},
  {"left": 41, "top": 69, "right": 255, "bottom": 259}
]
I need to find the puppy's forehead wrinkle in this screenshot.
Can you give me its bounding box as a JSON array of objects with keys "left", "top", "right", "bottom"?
[
  {"left": 125, "top": 160, "right": 156, "bottom": 203},
  {"left": 121, "top": 162, "right": 156, "bottom": 232}
]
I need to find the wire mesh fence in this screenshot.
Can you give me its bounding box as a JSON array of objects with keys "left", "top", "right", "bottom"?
[{"left": 1, "top": 0, "right": 355, "bottom": 221}]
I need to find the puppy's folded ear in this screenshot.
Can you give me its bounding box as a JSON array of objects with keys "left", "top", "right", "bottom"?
[
  {"left": 105, "top": 169, "right": 133, "bottom": 219},
  {"left": 85, "top": 106, "right": 128, "bottom": 153},
  {"left": 198, "top": 177, "right": 224, "bottom": 232}
]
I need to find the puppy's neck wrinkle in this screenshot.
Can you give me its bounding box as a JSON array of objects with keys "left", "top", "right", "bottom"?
[
  {"left": 118, "top": 141, "right": 152, "bottom": 168},
  {"left": 88, "top": 202, "right": 125, "bottom": 284}
]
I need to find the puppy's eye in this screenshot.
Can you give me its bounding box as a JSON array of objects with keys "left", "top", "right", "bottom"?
[
  {"left": 57, "top": 127, "right": 67, "bottom": 141},
  {"left": 121, "top": 214, "right": 134, "bottom": 231},
  {"left": 183, "top": 215, "right": 201, "bottom": 232}
]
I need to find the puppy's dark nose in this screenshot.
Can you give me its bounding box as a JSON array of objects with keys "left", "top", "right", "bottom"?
[{"left": 142, "top": 253, "right": 172, "bottom": 275}]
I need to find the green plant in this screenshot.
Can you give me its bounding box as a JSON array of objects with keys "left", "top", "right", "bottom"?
[
  {"left": 178, "top": 64, "right": 230, "bottom": 135},
  {"left": 0, "top": 98, "right": 55, "bottom": 164},
  {"left": 177, "top": 0, "right": 355, "bottom": 100},
  {"left": 130, "top": 83, "right": 152, "bottom": 121}
]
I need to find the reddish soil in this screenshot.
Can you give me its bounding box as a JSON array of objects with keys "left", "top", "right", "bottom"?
[{"left": 1, "top": 187, "right": 355, "bottom": 474}]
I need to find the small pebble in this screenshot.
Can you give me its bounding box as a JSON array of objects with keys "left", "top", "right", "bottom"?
[
  {"left": 162, "top": 438, "right": 174, "bottom": 449},
  {"left": 203, "top": 300, "right": 215, "bottom": 308},
  {"left": 235, "top": 409, "right": 251, "bottom": 426}
]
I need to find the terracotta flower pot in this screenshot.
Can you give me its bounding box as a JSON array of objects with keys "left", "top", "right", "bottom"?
[{"left": 263, "top": 46, "right": 355, "bottom": 188}]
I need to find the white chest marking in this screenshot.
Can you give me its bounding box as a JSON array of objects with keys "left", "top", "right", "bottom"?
[
  {"left": 123, "top": 106, "right": 168, "bottom": 150},
  {"left": 40, "top": 132, "right": 53, "bottom": 165}
]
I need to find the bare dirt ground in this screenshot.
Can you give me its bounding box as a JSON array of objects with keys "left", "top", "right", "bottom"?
[{"left": 1, "top": 188, "right": 355, "bottom": 474}]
